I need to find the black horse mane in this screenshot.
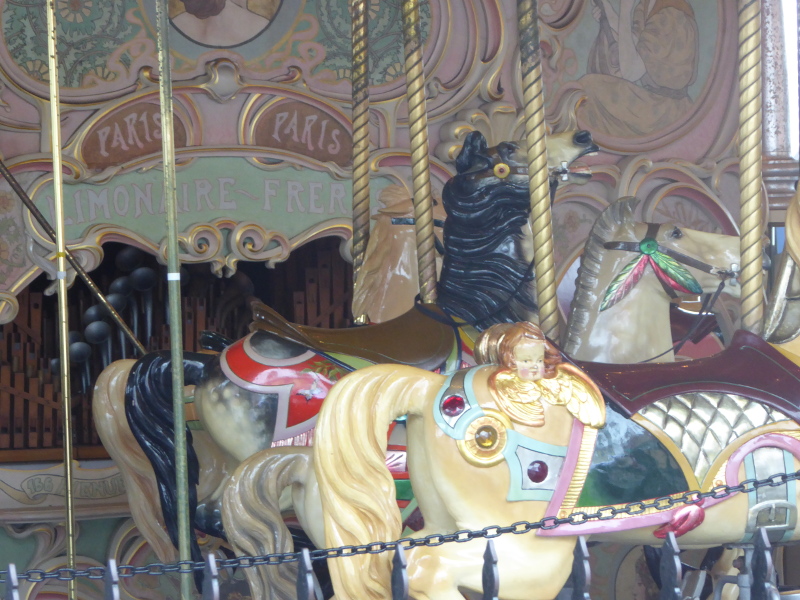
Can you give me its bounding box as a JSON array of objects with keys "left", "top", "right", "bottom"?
[
  {"left": 125, "top": 351, "right": 216, "bottom": 590},
  {"left": 437, "top": 132, "right": 536, "bottom": 330}
]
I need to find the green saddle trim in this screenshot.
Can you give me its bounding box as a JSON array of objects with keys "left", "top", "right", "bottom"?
[{"left": 576, "top": 407, "right": 688, "bottom": 508}]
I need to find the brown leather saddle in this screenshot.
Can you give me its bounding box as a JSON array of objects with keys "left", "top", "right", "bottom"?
[
  {"left": 574, "top": 330, "right": 800, "bottom": 423},
  {"left": 250, "top": 301, "right": 458, "bottom": 371}
]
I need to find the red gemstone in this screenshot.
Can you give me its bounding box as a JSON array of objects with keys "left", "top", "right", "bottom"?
[
  {"left": 442, "top": 395, "right": 466, "bottom": 417},
  {"left": 527, "top": 460, "right": 548, "bottom": 483}
]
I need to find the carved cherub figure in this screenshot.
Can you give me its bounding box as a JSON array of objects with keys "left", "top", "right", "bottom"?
[{"left": 475, "top": 322, "right": 605, "bottom": 429}]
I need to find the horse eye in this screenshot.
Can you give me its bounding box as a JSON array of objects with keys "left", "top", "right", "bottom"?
[
  {"left": 493, "top": 163, "right": 510, "bottom": 179},
  {"left": 670, "top": 227, "right": 683, "bottom": 239}
]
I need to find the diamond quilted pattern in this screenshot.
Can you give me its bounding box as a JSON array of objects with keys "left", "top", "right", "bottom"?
[{"left": 639, "top": 393, "right": 787, "bottom": 482}]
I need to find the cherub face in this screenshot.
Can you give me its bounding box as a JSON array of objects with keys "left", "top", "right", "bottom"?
[{"left": 513, "top": 341, "right": 545, "bottom": 381}]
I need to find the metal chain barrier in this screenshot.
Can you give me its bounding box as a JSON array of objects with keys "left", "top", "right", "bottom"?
[{"left": 1, "top": 467, "right": 798, "bottom": 584}]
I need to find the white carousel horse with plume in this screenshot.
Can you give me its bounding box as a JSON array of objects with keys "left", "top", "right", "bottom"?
[
  {"left": 226, "top": 315, "right": 800, "bottom": 600},
  {"left": 561, "top": 196, "right": 742, "bottom": 363}
]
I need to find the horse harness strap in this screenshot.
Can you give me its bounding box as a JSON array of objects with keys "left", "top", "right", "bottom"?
[{"left": 604, "top": 223, "right": 737, "bottom": 279}]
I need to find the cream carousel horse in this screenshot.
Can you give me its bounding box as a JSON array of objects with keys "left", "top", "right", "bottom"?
[
  {"left": 220, "top": 198, "right": 744, "bottom": 598},
  {"left": 351, "top": 184, "right": 446, "bottom": 323},
  {"left": 226, "top": 319, "right": 800, "bottom": 600},
  {"left": 92, "top": 129, "right": 599, "bottom": 574}
]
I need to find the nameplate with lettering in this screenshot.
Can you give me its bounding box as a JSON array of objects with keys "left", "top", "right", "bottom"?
[{"left": 29, "top": 156, "right": 352, "bottom": 251}]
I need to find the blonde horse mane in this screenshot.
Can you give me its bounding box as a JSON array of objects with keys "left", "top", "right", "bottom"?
[
  {"left": 562, "top": 197, "right": 641, "bottom": 355},
  {"left": 222, "top": 448, "right": 314, "bottom": 600},
  {"left": 314, "top": 364, "right": 445, "bottom": 600}
]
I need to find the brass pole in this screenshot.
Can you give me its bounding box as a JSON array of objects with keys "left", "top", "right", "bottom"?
[
  {"left": 0, "top": 159, "right": 146, "bottom": 356},
  {"left": 350, "top": 0, "right": 370, "bottom": 324},
  {"left": 43, "top": 1, "right": 76, "bottom": 598},
  {"left": 738, "top": 0, "right": 765, "bottom": 335},
  {"left": 517, "top": 0, "right": 558, "bottom": 337},
  {"left": 401, "top": 0, "right": 437, "bottom": 304},
  {"left": 154, "top": 1, "right": 191, "bottom": 597}
]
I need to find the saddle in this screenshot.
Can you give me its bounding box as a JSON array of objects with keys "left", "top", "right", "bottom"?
[
  {"left": 250, "top": 301, "right": 457, "bottom": 371},
  {"left": 574, "top": 330, "right": 800, "bottom": 422}
]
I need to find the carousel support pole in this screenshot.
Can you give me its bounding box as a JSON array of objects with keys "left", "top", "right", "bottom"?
[
  {"left": 517, "top": 0, "right": 558, "bottom": 338},
  {"left": 350, "top": 0, "right": 370, "bottom": 324},
  {"left": 43, "top": 3, "right": 76, "bottom": 599},
  {"left": 0, "top": 160, "right": 146, "bottom": 356},
  {"left": 401, "top": 0, "right": 437, "bottom": 304},
  {"left": 154, "top": 1, "right": 191, "bottom": 598},
  {"left": 738, "top": 0, "right": 765, "bottom": 335}
]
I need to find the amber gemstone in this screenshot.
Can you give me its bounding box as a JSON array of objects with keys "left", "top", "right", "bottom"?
[
  {"left": 475, "top": 425, "right": 498, "bottom": 448},
  {"left": 442, "top": 395, "right": 466, "bottom": 417},
  {"left": 527, "top": 460, "right": 548, "bottom": 483}
]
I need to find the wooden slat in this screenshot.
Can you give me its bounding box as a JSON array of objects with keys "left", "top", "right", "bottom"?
[
  {"left": 293, "top": 291, "right": 306, "bottom": 325},
  {"left": 0, "top": 365, "right": 11, "bottom": 448},
  {"left": 306, "top": 267, "right": 319, "bottom": 327},
  {"left": 27, "top": 376, "right": 40, "bottom": 448},
  {"left": 332, "top": 247, "right": 345, "bottom": 327},
  {"left": 43, "top": 382, "right": 55, "bottom": 448},
  {"left": 318, "top": 251, "right": 332, "bottom": 328},
  {"left": 183, "top": 299, "right": 195, "bottom": 351}
]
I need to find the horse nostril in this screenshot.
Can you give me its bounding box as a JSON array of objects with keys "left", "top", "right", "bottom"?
[{"left": 574, "top": 130, "right": 592, "bottom": 146}]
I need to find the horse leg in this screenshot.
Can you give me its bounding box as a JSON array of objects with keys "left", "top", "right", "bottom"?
[
  {"left": 408, "top": 535, "right": 576, "bottom": 600},
  {"left": 222, "top": 447, "right": 314, "bottom": 600}
]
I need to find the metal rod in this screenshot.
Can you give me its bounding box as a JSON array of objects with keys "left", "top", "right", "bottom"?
[
  {"left": 350, "top": 0, "right": 371, "bottom": 324},
  {"left": 517, "top": 0, "right": 558, "bottom": 338},
  {"left": 0, "top": 159, "right": 146, "bottom": 356},
  {"left": 401, "top": 0, "right": 438, "bottom": 304},
  {"left": 738, "top": 0, "right": 765, "bottom": 335},
  {"left": 43, "top": 1, "right": 76, "bottom": 598},
  {"left": 153, "top": 1, "right": 191, "bottom": 598}
]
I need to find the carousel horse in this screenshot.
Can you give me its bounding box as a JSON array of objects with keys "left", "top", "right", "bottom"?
[
  {"left": 92, "top": 129, "right": 597, "bottom": 573},
  {"left": 353, "top": 130, "right": 598, "bottom": 324},
  {"left": 351, "top": 184, "right": 447, "bottom": 323},
  {"left": 562, "top": 197, "right": 742, "bottom": 363},
  {"left": 220, "top": 198, "right": 743, "bottom": 598},
  {"left": 227, "top": 321, "right": 800, "bottom": 600}
]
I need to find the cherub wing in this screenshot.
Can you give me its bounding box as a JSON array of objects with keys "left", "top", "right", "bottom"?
[{"left": 553, "top": 364, "right": 606, "bottom": 428}]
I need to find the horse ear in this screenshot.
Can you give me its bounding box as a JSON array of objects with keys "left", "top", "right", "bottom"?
[{"left": 456, "top": 131, "right": 488, "bottom": 174}]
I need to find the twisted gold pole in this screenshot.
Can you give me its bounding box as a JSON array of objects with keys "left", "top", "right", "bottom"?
[
  {"left": 401, "top": 0, "right": 437, "bottom": 304},
  {"left": 44, "top": 2, "right": 76, "bottom": 598},
  {"left": 517, "top": 0, "right": 557, "bottom": 337},
  {"left": 738, "top": 0, "right": 764, "bottom": 335},
  {"left": 350, "top": 0, "right": 370, "bottom": 324}
]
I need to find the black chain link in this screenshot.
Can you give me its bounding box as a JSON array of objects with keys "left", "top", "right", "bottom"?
[{"left": 2, "top": 468, "right": 798, "bottom": 584}]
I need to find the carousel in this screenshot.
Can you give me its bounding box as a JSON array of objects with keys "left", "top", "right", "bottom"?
[{"left": 0, "top": 0, "right": 797, "bottom": 599}]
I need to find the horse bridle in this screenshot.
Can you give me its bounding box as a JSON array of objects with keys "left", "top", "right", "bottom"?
[
  {"left": 604, "top": 222, "right": 739, "bottom": 362},
  {"left": 603, "top": 222, "right": 739, "bottom": 300}
]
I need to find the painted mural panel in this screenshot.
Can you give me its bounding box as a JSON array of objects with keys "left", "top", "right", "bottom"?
[{"left": 0, "top": 0, "right": 755, "bottom": 332}]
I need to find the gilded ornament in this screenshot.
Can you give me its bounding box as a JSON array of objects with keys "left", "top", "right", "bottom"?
[{"left": 456, "top": 410, "right": 512, "bottom": 467}]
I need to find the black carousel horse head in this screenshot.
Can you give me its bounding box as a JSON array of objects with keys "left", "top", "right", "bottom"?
[{"left": 438, "top": 131, "right": 536, "bottom": 331}]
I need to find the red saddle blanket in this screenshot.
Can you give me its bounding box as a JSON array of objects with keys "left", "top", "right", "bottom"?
[{"left": 574, "top": 330, "right": 800, "bottom": 422}]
